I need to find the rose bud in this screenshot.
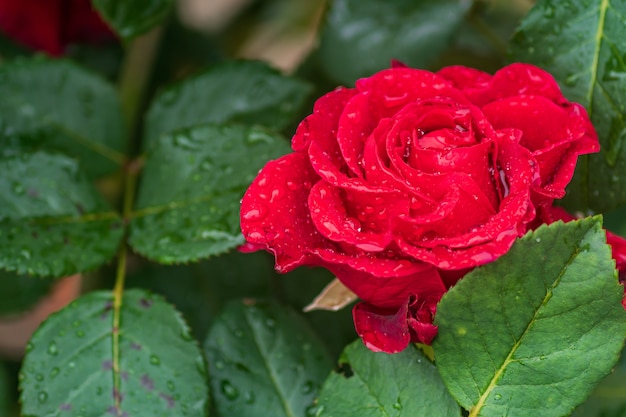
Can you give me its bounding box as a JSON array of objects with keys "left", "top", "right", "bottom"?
[
  {"left": 0, "top": 0, "right": 113, "bottom": 56},
  {"left": 240, "top": 63, "right": 599, "bottom": 353}
]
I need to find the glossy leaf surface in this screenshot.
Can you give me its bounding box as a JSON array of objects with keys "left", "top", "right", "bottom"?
[
  {"left": 0, "top": 151, "right": 123, "bottom": 277},
  {"left": 144, "top": 60, "right": 311, "bottom": 149},
  {"left": 434, "top": 218, "right": 626, "bottom": 417},
  {"left": 317, "top": 0, "right": 471, "bottom": 85},
  {"left": 315, "top": 340, "right": 461, "bottom": 417},
  {"left": 0, "top": 58, "right": 126, "bottom": 179},
  {"left": 204, "top": 300, "right": 332, "bottom": 417},
  {"left": 510, "top": 0, "right": 626, "bottom": 211},
  {"left": 93, "top": 0, "right": 174, "bottom": 40},
  {"left": 129, "top": 124, "right": 290, "bottom": 263},
  {"left": 20, "top": 289, "right": 209, "bottom": 417}
]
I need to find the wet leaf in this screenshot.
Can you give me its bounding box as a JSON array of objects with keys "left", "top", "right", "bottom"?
[
  {"left": 0, "top": 58, "right": 126, "bottom": 179},
  {"left": 144, "top": 60, "right": 311, "bottom": 149},
  {"left": 0, "top": 270, "right": 54, "bottom": 315},
  {"left": 571, "top": 346, "right": 626, "bottom": 417},
  {"left": 129, "top": 124, "right": 290, "bottom": 263},
  {"left": 93, "top": 0, "right": 174, "bottom": 40},
  {"left": 510, "top": 0, "right": 626, "bottom": 212},
  {"left": 434, "top": 218, "right": 626, "bottom": 417},
  {"left": 20, "top": 289, "right": 209, "bottom": 417},
  {"left": 315, "top": 340, "right": 461, "bottom": 417},
  {"left": 204, "top": 300, "right": 332, "bottom": 417},
  {"left": 316, "top": 0, "right": 472, "bottom": 85},
  {"left": 0, "top": 151, "right": 123, "bottom": 277},
  {"left": 303, "top": 278, "right": 358, "bottom": 312}
]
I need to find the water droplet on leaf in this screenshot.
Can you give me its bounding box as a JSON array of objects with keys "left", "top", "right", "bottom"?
[{"left": 220, "top": 380, "right": 239, "bottom": 400}]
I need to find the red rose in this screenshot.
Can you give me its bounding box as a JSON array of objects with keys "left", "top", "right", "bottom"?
[
  {"left": 240, "top": 63, "right": 599, "bottom": 353},
  {"left": 0, "top": 0, "right": 113, "bottom": 56},
  {"left": 437, "top": 64, "right": 599, "bottom": 207}
]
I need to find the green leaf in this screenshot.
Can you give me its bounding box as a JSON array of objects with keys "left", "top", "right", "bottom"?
[
  {"left": 204, "top": 300, "right": 332, "bottom": 417},
  {"left": 129, "top": 124, "right": 291, "bottom": 263},
  {"left": 20, "top": 289, "right": 209, "bottom": 417},
  {"left": 572, "top": 346, "right": 626, "bottom": 417},
  {"left": 433, "top": 218, "right": 626, "bottom": 417},
  {"left": 316, "top": 0, "right": 472, "bottom": 85},
  {"left": 0, "top": 270, "right": 54, "bottom": 315},
  {"left": 509, "top": 0, "right": 626, "bottom": 212},
  {"left": 0, "top": 58, "right": 126, "bottom": 179},
  {"left": 315, "top": 340, "right": 461, "bottom": 417},
  {"left": 144, "top": 60, "right": 312, "bottom": 149},
  {"left": 0, "top": 151, "right": 123, "bottom": 277},
  {"left": 92, "top": 0, "right": 174, "bottom": 40}
]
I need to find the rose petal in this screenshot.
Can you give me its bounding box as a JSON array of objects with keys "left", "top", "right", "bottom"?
[
  {"left": 240, "top": 152, "right": 329, "bottom": 272},
  {"left": 314, "top": 247, "right": 446, "bottom": 308},
  {"left": 482, "top": 96, "right": 598, "bottom": 199},
  {"left": 353, "top": 300, "right": 412, "bottom": 353}
]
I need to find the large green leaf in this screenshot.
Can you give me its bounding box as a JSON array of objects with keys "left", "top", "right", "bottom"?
[
  {"left": 20, "top": 289, "right": 208, "bottom": 417},
  {"left": 144, "top": 60, "right": 312, "bottom": 149},
  {"left": 316, "top": 0, "right": 472, "bottom": 85},
  {"left": 509, "top": 0, "right": 626, "bottom": 212},
  {"left": 572, "top": 346, "right": 626, "bottom": 417},
  {"left": 0, "top": 58, "right": 126, "bottom": 179},
  {"left": 204, "top": 300, "right": 332, "bottom": 417},
  {"left": 0, "top": 270, "right": 54, "bottom": 315},
  {"left": 314, "top": 340, "right": 460, "bottom": 417},
  {"left": 129, "top": 124, "right": 291, "bottom": 263},
  {"left": 93, "top": 0, "right": 174, "bottom": 40},
  {"left": 0, "top": 151, "right": 123, "bottom": 277},
  {"left": 433, "top": 218, "right": 626, "bottom": 417}
]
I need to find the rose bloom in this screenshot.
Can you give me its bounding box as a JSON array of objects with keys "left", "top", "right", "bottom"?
[
  {"left": 240, "top": 63, "right": 626, "bottom": 353},
  {"left": 0, "top": 0, "right": 112, "bottom": 56}
]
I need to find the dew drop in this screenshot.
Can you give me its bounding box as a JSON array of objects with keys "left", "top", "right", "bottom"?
[
  {"left": 220, "top": 380, "right": 239, "bottom": 400},
  {"left": 215, "top": 360, "right": 225, "bottom": 370},
  {"left": 47, "top": 342, "right": 58, "bottom": 356},
  {"left": 49, "top": 367, "right": 59, "bottom": 378},
  {"left": 25, "top": 342, "right": 34, "bottom": 352},
  {"left": 243, "top": 391, "right": 255, "bottom": 404},
  {"left": 393, "top": 398, "right": 402, "bottom": 410},
  {"left": 75, "top": 330, "right": 85, "bottom": 338},
  {"left": 35, "top": 373, "right": 44, "bottom": 381},
  {"left": 302, "top": 381, "right": 315, "bottom": 394},
  {"left": 12, "top": 182, "right": 25, "bottom": 195},
  {"left": 72, "top": 320, "right": 82, "bottom": 328},
  {"left": 150, "top": 354, "right": 161, "bottom": 365},
  {"left": 494, "top": 394, "right": 502, "bottom": 400},
  {"left": 38, "top": 391, "right": 48, "bottom": 403},
  {"left": 242, "top": 205, "right": 267, "bottom": 221},
  {"left": 167, "top": 380, "right": 175, "bottom": 392},
  {"left": 247, "top": 130, "right": 274, "bottom": 145}
]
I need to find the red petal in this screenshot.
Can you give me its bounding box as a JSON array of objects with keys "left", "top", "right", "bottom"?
[
  {"left": 0, "top": 0, "right": 64, "bottom": 55},
  {"left": 482, "top": 96, "right": 599, "bottom": 199},
  {"left": 353, "top": 301, "right": 412, "bottom": 353},
  {"left": 314, "top": 248, "right": 446, "bottom": 308},
  {"left": 240, "top": 153, "right": 328, "bottom": 272}
]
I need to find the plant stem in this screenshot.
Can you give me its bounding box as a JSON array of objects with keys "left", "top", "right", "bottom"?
[
  {"left": 110, "top": 25, "right": 161, "bottom": 413},
  {"left": 118, "top": 26, "right": 164, "bottom": 141}
]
